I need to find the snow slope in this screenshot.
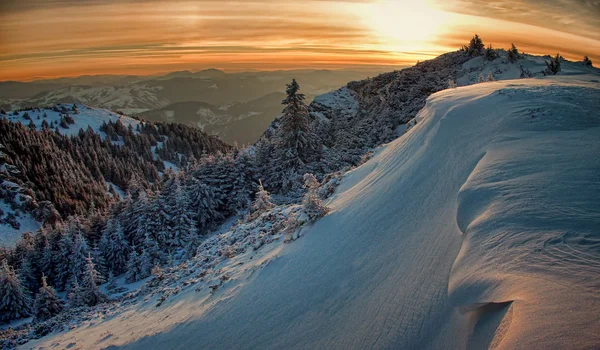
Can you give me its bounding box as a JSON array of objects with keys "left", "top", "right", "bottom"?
[{"left": 26, "top": 74, "right": 600, "bottom": 349}]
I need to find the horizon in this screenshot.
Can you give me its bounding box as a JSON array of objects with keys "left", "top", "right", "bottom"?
[{"left": 1, "top": 0, "right": 599, "bottom": 81}]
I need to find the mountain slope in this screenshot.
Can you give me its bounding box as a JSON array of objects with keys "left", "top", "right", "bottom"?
[{"left": 28, "top": 72, "right": 600, "bottom": 348}]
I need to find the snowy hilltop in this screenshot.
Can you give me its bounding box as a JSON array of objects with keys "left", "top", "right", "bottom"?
[{"left": 10, "top": 56, "right": 598, "bottom": 348}]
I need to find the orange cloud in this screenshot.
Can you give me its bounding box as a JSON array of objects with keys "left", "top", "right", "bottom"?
[{"left": 0, "top": 0, "right": 598, "bottom": 81}]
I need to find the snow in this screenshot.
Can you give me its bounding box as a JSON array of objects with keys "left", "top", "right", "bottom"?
[
  {"left": 0, "top": 200, "right": 40, "bottom": 247},
  {"left": 24, "top": 73, "right": 600, "bottom": 348}
]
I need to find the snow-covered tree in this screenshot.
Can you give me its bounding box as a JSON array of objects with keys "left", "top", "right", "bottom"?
[
  {"left": 487, "top": 72, "right": 495, "bottom": 81},
  {"left": 302, "top": 173, "right": 329, "bottom": 220},
  {"left": 484, "top": 44, "right": 497, "bottom": 61},
  {"left": 67, "top": 277, "right": 85, "bottom": 308},
  {"left": 78, "top": 254, "right": 105, "bottom": 306},
  {"left": 100, "top": 220, "right": 129, "bottom": 275},
  {"left": 448, "top": 79, "right": 457, "bottom": 89},
  {"left": 33, "top": 275, "right": 64, "bottom": 322},
  {"left": 467, "top": 34, "right": 484, "bottom": 55},
  {"left": 69, "top": 233, "right": 89, "bottom": 282},
  {"left": 477, "top": 73, "right": 485, "bottom": 83},
  {"left": 170, "top": 185, "right": 195, "bottom": 247},
  {"left": 268, "top": 79, "right": 320, "bottom": 191},
  {"left": 189, "top": 180, "right": 222, "bottom": 231},
  {"left": 125, "top": 247, "right": 142, "bottom": 283},
  {"left": 54, "top": 234, "right": 73, "bottom": 291},
  {"left": 507, "top": 43, "right": 520, "bottom": 63},
  {"left": 0, "top": 260, "right": 32, "bottom": 322},
  {"left": 251, "top": 180, "right": 274, "bottom": 217},
  {"left": 19, "top": 256, "right": 36, "bottom": 297},
  {"left": 545, "top": 53, "right": 562, "bottom": 75}
]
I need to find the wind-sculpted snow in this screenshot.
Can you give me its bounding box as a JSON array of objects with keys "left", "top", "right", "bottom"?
[{"left": 26, "top": 73, "right": 600, "bottom": 349}]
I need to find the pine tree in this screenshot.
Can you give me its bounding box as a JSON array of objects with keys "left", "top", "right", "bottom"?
[
  {"left": 67, "top": 277, "right": 85, "bottom": 308},
  {"left": 468, "top": 34, "right": 484, "bottom": 56},
  {"left": 170, "top": 185, "right": 195, "bottom": 247},
  {"left": 302, "top": 173, "right": 328, "bottom": 220},
  {"left": 507, "top": 43, "right": 520, "bottom": 63},
  {"left": 125, "top": 247, "right": 142, "bottom": 283},
  {"left": 484, "top": 44, "right": 497, "bottom": 61},
  {"left": 545, "top": 53, "right": 562, "bottom": 75},
  {"left": 90, "top": 244, "right": 107, "bottom": 283},
  {"left": 250, "top": 180, "right": 274, "bottom": 217},
  {"left": 583, "top": 56, "right": 593, "bottom": 66},
  {"left": 477, "top": 73, "right": 485, "bottom": 83},
  {"left": 100, "top": 220, "right": 129, "bottom": 275},
  {"left": 0, "top": 260, "right": 32, "bottom": 322},
  {"left": 487, "top": 71, "right": 495, "bottom": 81},
  {"left": 69, "top": 233, "right": 89, "bottom": 282},
  {"left": 79, "top": 254, "right": 105, "bottom": 306},
  {"left": 54, "top": 234, "right": 73, "bottom": 291},
  {"left": 33, "top": 275, "right": 64, "bottom": 322},
  {"left": 277, "top": 79, "right": 319, "bottom": 170},
  {"left": 189, "top": 180, "right": 222, "bottom": 231},
  {"left": 19, "top": 257, "right": 37, "bottom": 297}
]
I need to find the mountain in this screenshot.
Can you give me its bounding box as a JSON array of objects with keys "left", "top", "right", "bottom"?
[
  {"left": 137, "top": 92, "right": 286, "bottom": 144},
  {"left": 0, "top": 69, "right": 388, "bottom": 115},
  {"left": 17, "top": 51, "right": 600, "bottom": 349}
]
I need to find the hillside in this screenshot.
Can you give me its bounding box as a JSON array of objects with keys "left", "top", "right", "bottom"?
[
  {"left": 23, "top": 65, "right": 600, "bottom": 348},
  {"left": 138, "top": 92, "right": 286, "bottom": 144},
  {"left": 0, "top": 104, "right": 229, "bottom": 245}
]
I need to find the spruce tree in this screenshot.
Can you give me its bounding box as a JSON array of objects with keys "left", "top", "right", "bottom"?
[
  {"left": 100, "top": 220, "right": 129, "bottom": 275},
  {"left": 507, "top": 43, "right": 520, "bottom": 63},
  {"left": 33, "top": 275, "right": 64, "bottom": 322},
  {"left": 79, "top": 254, "right": 105, "bottom": 306},
  {"left": 250, "top": 180, "right": 274, "bottom": 217},
  {"left": 125, "top": 247, "right": 142, "bottom": 283},
  {"left": 468, "top": 34, "right": 484, "bottom": 55},
  {"left": 0, "top": 260, "right": 32, "bottom": 322},
  {"left": 170, "top": 185, "right": 195, "bottom": 247},
  {"left": 54, "top": 234, "right": 73, "bottom": 291},
  {"left": 69, "top": 233, "right": 89, "bottom": 282}
]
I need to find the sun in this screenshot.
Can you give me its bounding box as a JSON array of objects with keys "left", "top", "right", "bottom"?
[{"left": 365, "top": 0, "right": 450, "bottom": 51}]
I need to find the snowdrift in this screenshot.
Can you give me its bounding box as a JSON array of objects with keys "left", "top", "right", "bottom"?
[{"left": 28, "top": 74, "right": 600, "bottom": 349}]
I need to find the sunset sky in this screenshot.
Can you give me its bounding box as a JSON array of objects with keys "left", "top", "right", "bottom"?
[{"left": 1, "top": 0, "right": 599, "bottom": 81}]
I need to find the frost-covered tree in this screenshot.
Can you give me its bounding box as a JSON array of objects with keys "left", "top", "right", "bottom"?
[
  {"left": 484, "top": 44, "right": 497, "bottom": 61},
  {"left": 33, "top": 275, "right": 64, "bottom": 322},
  {"left": 170, "top": 185, "right": 195, "bottom": 247},
  {"left": 90, "top": 244, "right": 107, "bottom": 283},
  {"left": 468, "top": 34, "right": 484, "bottom": 55},
  {"left": 250, "top": 180, "right": 274, "bottom": 217},
  {"left": 507, "top": 43, "right": 520, "bottom": 63},
  {"left": 67, "top": 277, "right": 85, "bottom": 308},
  {"left": 69, "top": 233, "right": 89, "bottom": 282},
  {"left": 268, "top": 79, "right": 320, "bottom": 191},
  {"left": 477, "top": 73, "right": 485, "bottom": 83},
  {"left": 302, "top": 173, "right": 329, "bottom": 220},
  {"left": 486, "top": 72, "right": 495, "bottom": 81},
  {"left": 448, "top": 79, "right": 457, "bottom": 89},
  {"left": 100, "top": 220, "right": 129, "bottom": 275},
  {"left": 189, "top": 180, "right": 222, "bottom": 231},
  {"left": 54, "top": 234, "right": 73, "bottom": 291},
  {"left": 19, "top": 257, "right": 36, "bottom": 297},
  {"left": 545, "top": 53, "right": 562, "bottom": 75},
  {"left": 0, "top": 260, "right": 32, "bottom": 322},
  {"left": 125, "top": 247, "right": 142, "bottom": 283},
  {"left": 78, "top": 254, "right": 105, "bottom": 306}
]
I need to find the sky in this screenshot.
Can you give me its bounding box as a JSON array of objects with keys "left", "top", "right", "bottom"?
[{"left": 0, "top": 0, "right": 599, "bottom": 81}]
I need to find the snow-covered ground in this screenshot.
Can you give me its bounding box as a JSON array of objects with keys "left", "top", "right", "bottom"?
[{"left": 24, "top": 70, "right": 600, "bottom": 349}]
